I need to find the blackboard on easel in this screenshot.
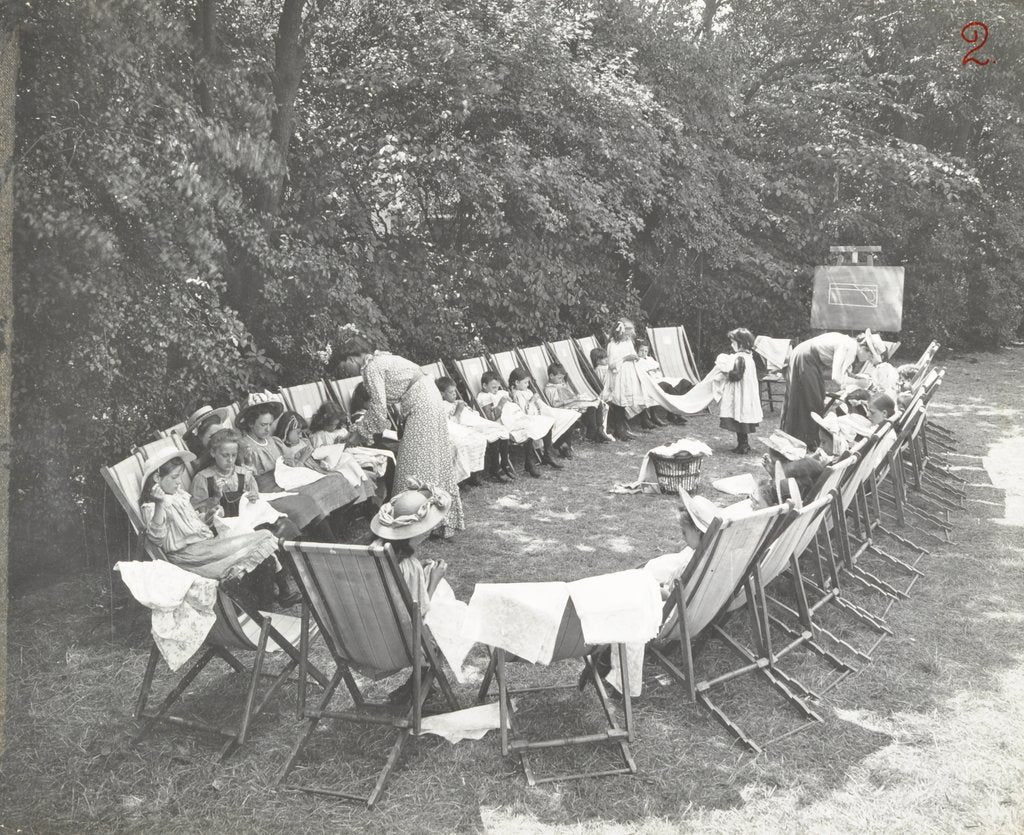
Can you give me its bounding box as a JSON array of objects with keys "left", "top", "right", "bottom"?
[{"left": 811, "top": 246, "right": 904, "bottom": 332}]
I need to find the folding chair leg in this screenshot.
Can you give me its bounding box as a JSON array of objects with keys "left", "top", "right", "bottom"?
[
  {"left": 134, "top": 646, "right": 219, "bottom": 745},
  {"left": 276, "top": 669, "right": 344, "bottom": 787},
  {"left": 367, "top": 728, "right": 412, "bottom": 809},
  {"left": 135, "top": 645, "right": 161, "bottom": 720},
  {"left": 236, "top": 618, "right": 270, "bottom": 749}
]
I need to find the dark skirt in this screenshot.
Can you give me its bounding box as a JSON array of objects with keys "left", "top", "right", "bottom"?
[
  {"left": 255, "top": 470, "right": 376, "bottom": 530},
  {"left": 720, "top": 417, "right": 759, "bottom": 434},
  {"left": 781, "top": 342, "right": 829, "bottom": 446}
]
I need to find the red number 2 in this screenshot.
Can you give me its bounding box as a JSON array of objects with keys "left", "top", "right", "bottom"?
[{"left": 961, "top": 21, "right": 990, "bottom": 66}]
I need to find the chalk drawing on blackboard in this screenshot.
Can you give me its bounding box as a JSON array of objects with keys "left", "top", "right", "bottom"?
[{"left": 828, "top": 282, "right": 879, "bottom": 308}]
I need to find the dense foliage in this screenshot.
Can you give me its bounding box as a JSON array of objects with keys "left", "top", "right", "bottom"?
[{"left": 11, "top": 0, "right": 1024, "bottom": 581}]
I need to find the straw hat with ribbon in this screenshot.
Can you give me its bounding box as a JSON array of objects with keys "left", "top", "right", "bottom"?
[
  {"left": 185, "top": 405, "right": 230, "bottom": 436},
  {"left": 371, "top": 479, "right": 452, "bottom": 541},
  {"left": 858, "top": 329, "right": 886, "bottom": 365},
  {"left": 140, "top": 448, "right": 196, "bottom": 485},
  {"left": 236, "top": 392, "right": 285, "bottom": 429}
]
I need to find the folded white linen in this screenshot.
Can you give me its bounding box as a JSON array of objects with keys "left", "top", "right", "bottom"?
[
  {"left": 417, "top": 702, "right": 501, "bottom": 743},
  {"left": 466, "top": 582, "right": 570, "bottom": 665},
  {"left": 274, "top": 458, "right": 327, "bottom": 489}
]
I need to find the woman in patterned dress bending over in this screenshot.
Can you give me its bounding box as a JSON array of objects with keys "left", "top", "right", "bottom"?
[{"left": 332, "top": 335, "right": 465, "bottom": 536}]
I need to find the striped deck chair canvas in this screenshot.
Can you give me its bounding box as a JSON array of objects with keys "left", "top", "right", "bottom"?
[
  {"left": 326, "top": 376, "right": 362, "bottom": 414},
  {"left": 452, "top": 355, "right": 493, "bottom": 401},
  {"left": 648, "top": 502, "right": 802, "bottom": 752},
  {"left": 280, "top": 381, "right": 332, "bottom": 424},
  {"left": 515, "top": 344, "right": 555, "bottom": 405},
  {"left": 420, "top": 359, "right": 448, "bottom": 380},
  {"left": 546, "top": 339, "right": 602, "bottom": 400},
  {"left": 100, "top": 437, "right": 324, "bottom": 761},
  {"left": 489, "top": 349, "right": 521, "bottom": 390},
  {"left": 647, "top": 325, "right": 701, "bottom": 386},
  {"left": 276, "top": 541, "right": 458, "bottom": 807}
]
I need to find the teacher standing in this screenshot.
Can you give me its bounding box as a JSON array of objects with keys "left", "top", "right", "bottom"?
[
  {"left": 781, "top": 330, "right": 885, "bottom": 447},
  {"left": 332, "top": 335, "right": 465, "bottom": 537}
]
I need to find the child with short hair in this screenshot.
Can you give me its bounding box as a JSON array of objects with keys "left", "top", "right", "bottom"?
[
  {"left": 476, "top": 370, "right": 557, "bottom": 478},
  {"left": 509, "top": 367, "right": 578, "bottom": 459},
  {"left": 543, "top": 362, "right": 610, "bottom": 443},
  {"left": 713, "top": 327, "right": 762, "bottom": 454},
  {"left": 634, "top": 340, "right": 688, "bottom": 425},
  {"left": 436, "top": 376, "right": 512, "bottom": 483},
  {"left": 592, "top": 347, "right": 629, "bottom": 441}
]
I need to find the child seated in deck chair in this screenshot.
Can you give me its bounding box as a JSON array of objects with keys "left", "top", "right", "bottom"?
[
  {"left": 437, "top": 376, "right": 512, "bottom": 484},
  {"left": 635, "top": 340, "right": 690, "bottom": 425},
  {"left": 143, "top": 448, "right": 301, "bottom": 608},
  {"left": 544, "top": 362, "right": 611, "bottom": 443},
  {"left": 308, "top": 402, "right": 352, "bottom": 448},
  {"left": 370, "top": 479, "right": 451, "bottom": 704},
  {"left": 509, "top": 367, "right": 579, "bottom": 460}
]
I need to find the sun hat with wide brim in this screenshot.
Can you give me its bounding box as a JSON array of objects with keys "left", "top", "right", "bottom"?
[
  {"left": 858, "top": 329, "right": 886, "bottom": 365},
  {"left": 371, "top": 480, "right": 452, "bottom": 541},
  {"left": 140, "top": 448, "right": 196, "bottom": 483},
  {"left": 235, "top": 394, "right": 285, "bottom": 429},
  {"left": 185, "top": 405, "right": 230, "bottom": 435},
  {"left": 677, "top": 487, "right": 751, "bottom": 534}
]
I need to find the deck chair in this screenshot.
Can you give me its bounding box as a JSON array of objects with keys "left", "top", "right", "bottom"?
[
  {"left": 275, "top": 541, "right": 458, "bottom": 807},
  {"left": 452, "top": 355, "right": 493, "bottom": 402},
  {"left": 475, "top": 594, "right": 638, "bottom": 786},
  {"left": 516, "top": 344, "right": 556, "bottom": 403},
  {"left": 744, "top": 493, "right": 858, "bottom": 695},
  {"left": 753, "top": 336, "right": 791, "bottom": 413},
  {"left": 419, "top": 359, "right": 448, "bottom": 380},
  {"left": 279, "top": 381, "right": 332, "bottom": 424},
  {"left": 648, "top": 503, "right": 816, "bottom": 752},
  {"left": 547, "top": 339, "right": 603, "bottom": 400},
  {"left": 489, "top": 348, "right": 522, "bottom": 391},
  {"left": 101, "top": 437, "right": 326, "bottom": 761},
  {"left": 156, "top": 420, "right": 188, "bottom": 440},
  {"left": 646, "top": 325, "right": 701, "bottom": 387},
  {"left": 326, "top": 376, "right": 363, "bottom": 414}
]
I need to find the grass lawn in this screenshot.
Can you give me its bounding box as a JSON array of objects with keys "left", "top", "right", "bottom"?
[{"left": 2, "top": 348, "right": 1023, "bottom": 833}]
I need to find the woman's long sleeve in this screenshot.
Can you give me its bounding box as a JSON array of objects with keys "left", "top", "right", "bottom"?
[{"left": 830, "top": 337, "right": 858, "bottom": 384}]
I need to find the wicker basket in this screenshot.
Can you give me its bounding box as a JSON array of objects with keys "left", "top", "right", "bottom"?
[{"left": 650, "top": 451, "right": 704, "bottom": 494}]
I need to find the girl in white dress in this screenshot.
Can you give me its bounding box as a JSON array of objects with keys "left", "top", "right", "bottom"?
[
  {"left": 436, "top": 377, "right": 512, "bottom": 483},
  {"left": 714, "top": 328, "right": 764, "bottom": 454},
  {"left": 603, "top": 318, "right": 661, "bottom": 437},
  {"left": 476, "top": 370, "right": 560, "bottom": 478}
]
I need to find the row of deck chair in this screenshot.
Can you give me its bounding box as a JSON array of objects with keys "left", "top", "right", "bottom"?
[
  {"left": 152, "top": 327, "right": 701, "bottom": 453},
  {"left": 105, "top": 335, "right": 957, "bottom": 803},
  {"left": 273, "top": 352, "right": 963, "bottom": 796}
]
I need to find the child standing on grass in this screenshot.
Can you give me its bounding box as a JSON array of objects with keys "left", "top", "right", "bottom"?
[{"left": 714, "top": 327, "right": 762, "bottom": 455}]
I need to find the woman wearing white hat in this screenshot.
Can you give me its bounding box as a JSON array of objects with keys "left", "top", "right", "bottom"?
[{"left": 781, "top": 329, "right": 886, "bottom": 447}]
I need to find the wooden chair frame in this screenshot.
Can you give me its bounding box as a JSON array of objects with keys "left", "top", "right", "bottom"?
[
  {"left": 101, "top": 437, "right": 327, "bottom": 762},
  {"left": 648, "top": 504, "right": 818, "bottom": 753},
  {"left": 476, "top": 600, "right": 637, "bottom": 786},
  {"left": 276, "top": 540, "right": 458, "bottom": 807}
]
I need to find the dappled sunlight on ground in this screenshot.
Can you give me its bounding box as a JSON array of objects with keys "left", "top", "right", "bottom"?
[{"left": 983, "top": 436, "right": 1024, "bottom": 527}]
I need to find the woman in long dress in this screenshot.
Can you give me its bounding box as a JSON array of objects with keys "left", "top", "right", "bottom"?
[
  {"left": 333, "top": 335, "right": 465, "bottom": 536},
  {"left": 781, "top": 330, "right": 885, "bottom": 446}
]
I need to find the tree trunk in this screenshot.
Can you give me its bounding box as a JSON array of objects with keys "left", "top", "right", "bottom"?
[
  {"left": 192, "top": 0, "right": 217, "bottom": 117},
  {"left": 0, "top": 25, "right": 18, "bottom": 750},
  {"left": 258, "top": 0, "right": 307, "bottom": 217}
]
